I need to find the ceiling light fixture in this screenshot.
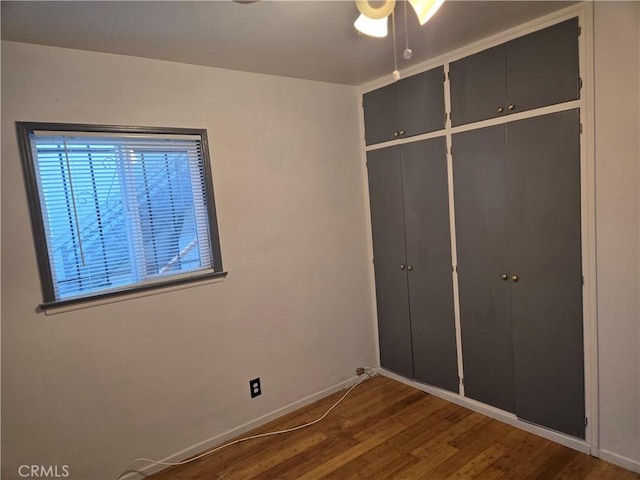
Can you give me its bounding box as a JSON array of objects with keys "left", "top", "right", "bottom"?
[
  {"left": 354, "top": 13, "right": 389, "bottom": 38},
  {"left": 409, "top": 0, "right": 446, "bottom": 25},
  {"left": 353, "top": 0, "right": 445, "bottom": 37},
  {"left": 354, "top": 0, "right": 445, "bottom": 81}
]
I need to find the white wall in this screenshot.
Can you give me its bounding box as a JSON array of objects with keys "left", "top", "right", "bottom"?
[
  {"left": 0, "top": 41, "right": 376, "bottom": 479},
  {"left": 594, "top": 1, "right": 640, "bottom": 471}
]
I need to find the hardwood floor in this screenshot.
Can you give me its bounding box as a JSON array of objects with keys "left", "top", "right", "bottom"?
[{"left": 149, "top": 375, "right": 639, "bottom": 480}]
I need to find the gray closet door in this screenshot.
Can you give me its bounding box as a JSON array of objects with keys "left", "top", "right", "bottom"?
[
  {"left": 397, "top": 67, "right": 446, "bottom": 138},
  {"left": 367, "top": 146, "right": 413, "bottom": 378},
  {"left": 363, "top": 83, "right": 399, "bottom": 145},
  {"left": 450, "top": 18, "right": 579, "bottom": 126},
  {"left": 452, "top": 125, "right": 515, "bottom": 412},
  {"left": 506, "top": 18, "right": 580, "bottom": 114},
  {"left": 449, "top": 45, "right": 507, "bottom": 127},
  {"left": 364, "top": 67, "right": 445, "bottom": 145},
  {"left": 402, "top": 137, "right": 458, "bottom": 393},
  {"left": 507, "top": 110, "right": 584, "bottom": 438}
]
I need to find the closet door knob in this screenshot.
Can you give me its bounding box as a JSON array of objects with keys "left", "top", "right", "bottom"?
[
  {"left": 407, "top": 265, "right": 413, "bottom": 271},
  {"left": 511, "top": 275, "right": 519, "bottom": 282},
  {"left": 497, "top": 107, "right": 504, "bottom": 113},
  {"left": 501, "top": 274, "right": 508, "bottom": 281},
  {"left": 508, "top": 104, "right": 515, "bottom": 111},
  {"left": 400, "top": 264, "right": 406, "bottom": 270}
]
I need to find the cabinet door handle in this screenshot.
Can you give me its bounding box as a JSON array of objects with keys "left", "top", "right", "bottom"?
[
  {"left": 394, "top": 131, "right": 399, "bottom": 137},
  {"left": 508, "top": 104, "right": 515, "bottom": 111},
  {"left": 400, "top": 264, "right": 406, "bottom": 270},
  {"left": 407, "top": 265, "right": 413, "bottom": 271},
  {"left": 511, "top": 275, "right": 519, "bottom": 282},
  {"left": 399, "top": 130, "right": 406, "bottom": 136},
  {"left": 501, "top": 274, "right": 508, "bottom": 281},
  {"left": 497, "top": 107, "right": 504, "bottom": 113}
]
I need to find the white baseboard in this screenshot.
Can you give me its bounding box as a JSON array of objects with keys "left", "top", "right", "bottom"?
[
  {"left": 120, "top": 375, "right": 360, "bottom": 479},
  {"left": 599, "top": 449, "right": 640, "bottom": 474},
  {"left": 379, "top": 368, "right": 591, "bottom": 455}
]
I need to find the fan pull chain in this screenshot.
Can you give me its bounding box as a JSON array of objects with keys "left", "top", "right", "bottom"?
[{"left": 392, "top": 11, "right": 400, "bottom": 80}]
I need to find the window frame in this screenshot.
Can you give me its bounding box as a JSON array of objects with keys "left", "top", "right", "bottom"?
[{"left": 16, "top": 122, "right": 226, "bottom": 309}]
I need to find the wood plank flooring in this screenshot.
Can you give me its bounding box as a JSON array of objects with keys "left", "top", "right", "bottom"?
[{"left": 149, "top": 375, "right": 639, "bottom": 480}]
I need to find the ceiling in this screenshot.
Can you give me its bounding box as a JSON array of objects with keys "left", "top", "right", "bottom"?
[{"left": 1, "top": 1, "right": 576, "bottom": 86}]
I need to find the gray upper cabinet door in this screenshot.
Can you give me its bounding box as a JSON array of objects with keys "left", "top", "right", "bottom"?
[
  {"left": 367, "top": 146, "right": 414, "bottom": 378},
  {"left": 363, "top": 67, "right": 445, "bottom": 145},
  {"left": 506, "top": 18, "right": 580, "bottom": 114},
  {"left": 452, "top": 125, "right": 515, "bottom": 412},
  {"left": 402, "top": 137, "right": 458, "bottom": 393},
  {"left": 449, "top": 45, "right": 507, "bottom": 127},
  {"left": 397, "top": 67, "right": 446, "bottom": 139},
  {"left": 449, "top": 18, "right": 579, "bottom": 127},
  {"left": 507, "top": 110, "right": 584, "bottom": 438},
  {"left": 363, "top": 83, "right": 399, "bottom": 146}
]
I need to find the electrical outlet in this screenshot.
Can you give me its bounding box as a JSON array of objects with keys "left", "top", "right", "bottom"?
[{"left": 249, "top": 378, "right": 261, "bottom": 398}]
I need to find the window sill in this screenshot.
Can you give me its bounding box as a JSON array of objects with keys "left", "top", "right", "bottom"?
[{"left": 38, "top": 271, "right": 228, "bottom": 315}]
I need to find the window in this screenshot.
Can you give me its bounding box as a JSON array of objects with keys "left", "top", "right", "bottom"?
[{"left": 17, "top": 123, "right": 225, "bottom": 307}]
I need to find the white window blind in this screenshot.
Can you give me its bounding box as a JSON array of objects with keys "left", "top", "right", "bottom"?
[{"left": 20, "top": 125, "right": 223, "bottom": 304}]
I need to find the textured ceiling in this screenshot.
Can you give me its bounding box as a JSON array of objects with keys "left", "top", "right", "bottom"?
[{"left": 1, "top": 1, "right": 576, "bottom": 85}]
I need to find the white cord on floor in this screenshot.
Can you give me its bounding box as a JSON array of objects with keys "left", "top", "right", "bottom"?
[{"left": 115, "top": 367, "right": 377, "bottom": 480}]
